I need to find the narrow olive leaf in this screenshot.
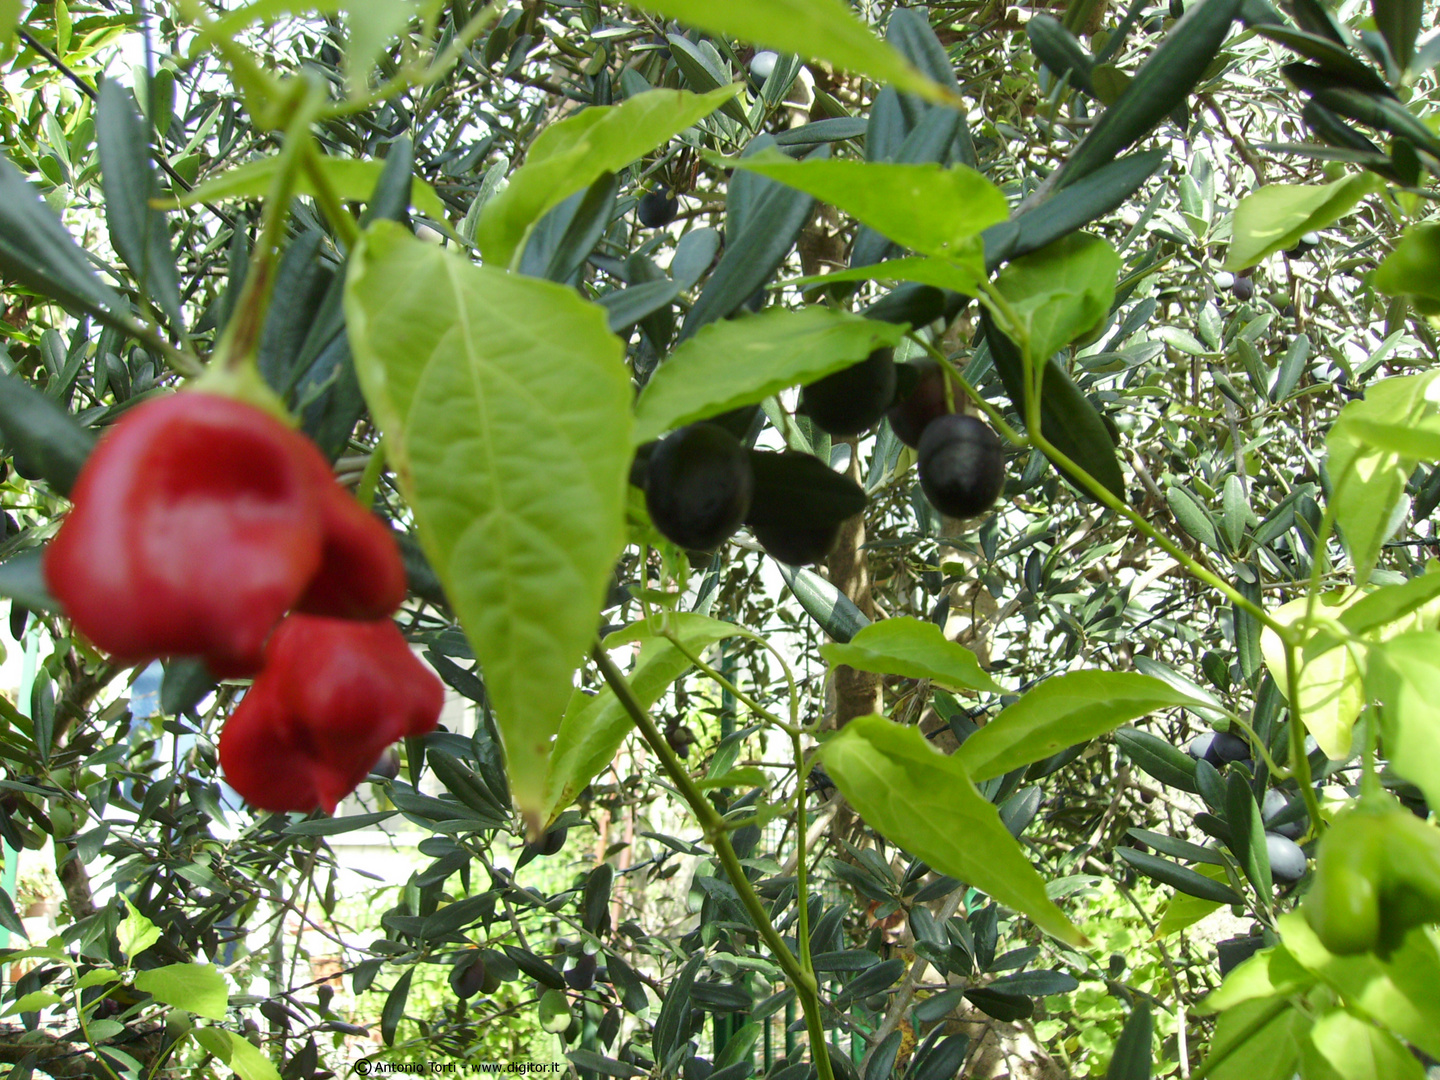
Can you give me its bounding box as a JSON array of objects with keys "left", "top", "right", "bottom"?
[
  {"left": 1327, "top": 371, "right": 1437, "bottom": 584},
  {"left": 1226, "top": 769, "right": 1272, "bottom": 897},
  {"left": 1115, "top": 848, "right": 1243, "bottom": 903},
  {"left": 1028, "top": 15, "right": 1096, "bottom": 96},
  {"left": 477, "top": 88, "right": 734, "bottom": 268},
  {"left": 380, "top": 968, "right": 413, "bottom": 1046},
  {"left": 682, "top": 143, "right": 822, "bottom": 339},
  {"left": 97, "top": 81, "right": 183, "bottom": 331},
  {"left": 982, "top": 149, "right": 1165, "bottom": 271},
  {"left": 1371, "top": 0, "right": 1422, "bottom": 74},
  {"left": 820, "top": 716, "right": 1086, "bottom": 945},
  {"left": 1113, "top": 727, "right": 1199, "bottom": 793},
  {"left": 0, "top": 158, "right": 129, "bottom": 326},
  {"left": 543, "top": 615, "right": 750, "bottom": 822},
  {"left": 957, "top": 671, "right": 1206, "bottom": 782},
  {"left": 132, "top": 963, "right": 228, "bottom": 1022},
  {"left": 777, "top": 563, "right": 870, "bottom": 643},
  {"left": 1107, "top": 1000, "right": 1154, "bottom": 1080},
  {"left": 1225, "top": 174, "right": 1379, "bottom": 270},
  {"left": 346, "top": 222, "right": 632, "bottom": 828},
  {"left": 1168, "top": 485, "right": 1220, "bottom": 549},
  {"left": 635, "top": 0, "right": 953, "bottom": 104},
  {"left": 599, "top": 280, "right": 684, "bottom": 334},
  {"left": 1253, "top": 24, "right": 1392, "bottom": 93},
  {"left": 772, "top": 117, "right": 869, "bottom": 146},
  {"left": 0, "top": 373, "right": 96, "bottom": 495},
  {"left": 634, "top": 306, "right": 906, "bottom": 443},
  {"left": 653, "top": 954, "right": 704, "bottom": 1066},
  {"left": 726, "top": 152, "right": 1007, "bottom": 263},
  {"left": 164, "top": 154, "right": 449, "bottom": 223},
  {"left": 1059, "top": 0, "right": 1244, "bottom": 187},
  {"left": 820, "top": 617, "right": 1001, "bottom": 693},
  {"left": 666, "top": 35, "right": 750, "bottom": 125}
]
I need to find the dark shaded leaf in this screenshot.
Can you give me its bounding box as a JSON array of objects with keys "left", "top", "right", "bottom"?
[
  {"left": 1059, "top": 0, "right": 1244, "bottom": 187},
  {"left": 0, "top": 374, "right": 96, "bottom": 495},
  {"left": 0, "top": 551, "right": 56, "bottom": 613},
  {"left": 97, "top": 80, "right": 183, "bottom": 331},
  {"left": 1115, "top": 847, "right": 1242, "bottom": 903},
  {"left": 1114, "top": 727, "right": 1199, "bottom": 792},
  {"left": 0, "top": 158, "right": 130, "bottom": 328},
  {"left": 1107, "top": 1000, "right": 1153, "bottom": 1080},
  {"left": 380, "top": 968, "right": 412, "bottom": 1046},
  {"left": 964, "top": 987, "right": 1033, "bottom": 1021}
]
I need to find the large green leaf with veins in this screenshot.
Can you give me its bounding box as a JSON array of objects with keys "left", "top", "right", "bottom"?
[
  {"left": 818, "top": 715, "right": 1086, "bottom": 946},
  {"left": 346, "top": 222, "right": 632, "bottom": 827}
]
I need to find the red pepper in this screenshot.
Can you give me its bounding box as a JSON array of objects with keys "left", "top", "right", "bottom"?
[
  {"left": 45, "top": 392, "right": 407, "bottom": 675},
  {"left": 218, "top": 613, "right": 443, "bottom": 813}
]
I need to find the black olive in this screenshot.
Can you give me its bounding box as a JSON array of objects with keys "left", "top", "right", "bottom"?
[
  {"left": 645, "top": 424, "right": 754, "bottom": 551},
  {"left": 799, "top": 348, "right": 897, "bottom": 436},
  {"left": 886, "top": 360, "right": 954, "bottom": 448},
  {"left": 637, "top": 187, "right": 679, "bottom": 228},
  {"left": 916, "top": 414, "right": 1005, "bottom": 519}
]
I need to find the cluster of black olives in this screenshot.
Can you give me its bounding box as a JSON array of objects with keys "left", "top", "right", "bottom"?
[
  {"left": 1186, "top": 729, "right": 1308, "bottom": 883},
  {"left": 639, "top": 348, "right": 1007, "bottom": 565},
  {"left": 639, "top": 422, "right": 866, "bottom": 567}
]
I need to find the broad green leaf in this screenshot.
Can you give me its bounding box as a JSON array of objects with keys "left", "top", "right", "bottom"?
[
  {"left": 0, "top": 0, "right": 19, "bottom": 63},
  {"left": 543, "top": 615, "right": 752, "bottom": 821},
  {"left": 782, "top": 255, "right": 985, "bottom": 297},
  {"left": 1261, "top": 591, "right": 1366, "bottom": 759},
  {"left": 133, "top": 962, "right": 229, "bottom": 1021},
  {"left": 346, "top": 222, "right": 633, "bottom": 826},
  {"left": 342, "top": 0, "right": 416, "bottom": 98},
  {"left": 1364, "top": 630, "right": 1440, "bottom": 815},
  {"left": 1304, "top": 1008, "right": 1427, "bottom": 1080},
  {"left": 992, "top": 233, "right": 1120, "bottom": 363},
  {"left": 1201, "top": 995, "right": 1308, "bottom": 1080},
  {"left": 226, "top": 1031, "right": 283, "bottom": 1080},
  {"left": 1334, "top": 417, "right": 1440, "bottom": 461},
  {"left": 1224, "top": 174, "right": 1379, "bottom": 271},
  {"left": 635, "top": 0, "right": 954, "bottom": 104},
  {"left": 957, "top": 671, "right": 1204, "bottom": 782},
  {"left": 118, "top": 898, "right": 161, "bottom": 959},
  {"left": 164, "top": 154, "right": 449, "bottom": 224},
  {"left": 818, "top": 715, "right": 1086, "bottom": 945},
  {"left": 820, "top": 617, "right": 1001, "bottom": 694},
  {"left": 1340, "top": 567, "right": 1440, "bottom": 636},
  {"left": 726, "top": 153, "right": 1007, "bottom": 263},
  {"left": 1279, "top": 910, "right": 1440, "bottom": 1061},
  {"left": 633, "top": 307, "right": 906, "bottom": 444},
  {"left": 1327, "top": 372, "right": 1440, "bottom": 583},
  {"left": 1371, "top": 223, "right": 1440, "bottom": 305},
  {"left": 1199, "top": 943, "right": 1316, "bottom": 1013},
  {"left": 4, "top": 991, "right": 61, "bottom": 1015},
  {"left": 477, "top": 88, "right": 735, "bottom": 268}
]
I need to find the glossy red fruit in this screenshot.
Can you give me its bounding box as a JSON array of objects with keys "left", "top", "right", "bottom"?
[
  {"left": 297, "top": 479, "right": 408, "bottom": 621},
  {"left": 219, "top": 614, "right": 443, "bottom": 814},
  {"left": 45, "top": 393, "right": 329, "bottom": 676}
]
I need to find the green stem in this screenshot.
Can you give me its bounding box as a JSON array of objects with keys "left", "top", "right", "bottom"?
[
  {"left": 591, "top": 646, "right": 832, "bottom": 1079},
  {"left": 211, "top": 78, "right": 326, "bottom": 374},
  {"left": 663, "top": 629, "right": 801, "bottom": 737},
  {"left": 1283, "top": 642, "right": 1323, "bottom": 839},
  {"left": 974, "top": 281, "right": 1286, "bottom": 639},
  {"left": 906, "top": 332, "right": 1026, "bottom": 447}
]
